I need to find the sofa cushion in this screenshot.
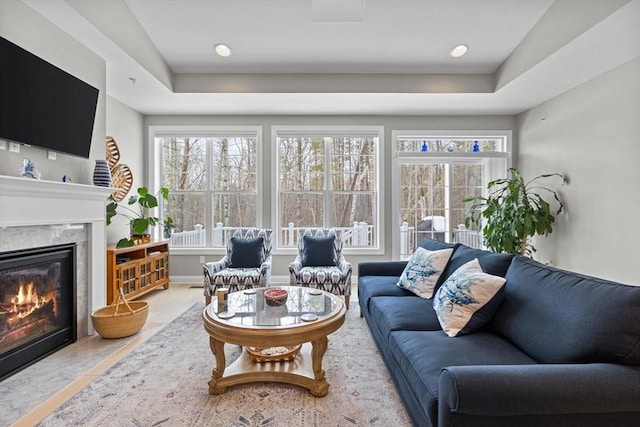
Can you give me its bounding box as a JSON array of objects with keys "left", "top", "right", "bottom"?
[
  {"left": 302, "top": 235, "right": 335, "bottom": 267},
  {"left": 491, "top": 256, "right": 640, "bottom": 365},
  {"left": 388, "top": 330, "right": 537, "bottom": 426},
  {"left": 229, "top": 237, "right": 264, "bottom": 268},
  {"left": 433, "top": 259, "right": 506, "bottom": 337},
  {"left": 358, "top": 275, "right": 415, "bottom": 314},
  {"left": 396, "top": 247, "right": 453, "bottom": 298},
  {"left": 417, "top": 238, "right": 459, "bottom": 252},
  {"left": 441, "top": 244, "right": 514, "bottom": 281},
  {"left": 369, "top": 296, "right": 442, "bottom": 341}
]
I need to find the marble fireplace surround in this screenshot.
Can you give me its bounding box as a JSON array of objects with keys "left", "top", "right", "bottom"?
[{"left": 0, "top": 175, "right": 112, "bottom": 338}]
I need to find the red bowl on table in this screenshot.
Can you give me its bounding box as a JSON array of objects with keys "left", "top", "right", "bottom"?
[{"left": 264, "top": 289, "right": 288, "bottom": 306}]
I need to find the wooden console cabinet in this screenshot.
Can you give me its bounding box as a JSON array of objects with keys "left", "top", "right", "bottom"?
[{"left": 106, "top": 240, "right": 170, "bottom": 304}]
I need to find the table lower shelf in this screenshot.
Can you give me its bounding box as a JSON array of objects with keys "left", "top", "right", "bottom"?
[{"left": 208, "top": 342, "right": 330, "bottom": 397}]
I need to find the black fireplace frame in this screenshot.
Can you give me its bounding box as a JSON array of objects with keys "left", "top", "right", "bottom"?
[{"left": 0, "top": 243, "right": 77, "bottom": 381}]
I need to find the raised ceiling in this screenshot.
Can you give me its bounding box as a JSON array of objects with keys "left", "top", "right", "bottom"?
[{"left": 23, "top": 0, "right": 640, "bottom": 115}]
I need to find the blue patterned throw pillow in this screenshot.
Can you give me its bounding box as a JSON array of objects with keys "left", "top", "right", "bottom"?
[
  {"left": 396, "top": 247, "right": 453, "bottom": 298},
  {"left": 230, "top": 237, "right": 264, "bottom": 268},
  {"left": 433, "top": 258, "right": 506, "bottom": 337},
  {"left": 302, "top": 235, "right": 336, "bottom": 267}
]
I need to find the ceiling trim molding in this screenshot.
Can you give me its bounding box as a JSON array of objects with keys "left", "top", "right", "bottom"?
[{"left": 174, "top": 73, "right": 495, "bottom": 94}]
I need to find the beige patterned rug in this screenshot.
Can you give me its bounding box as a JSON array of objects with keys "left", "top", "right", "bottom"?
[{"left": 38, "top": 302, "right": 412, "bottom": 426}]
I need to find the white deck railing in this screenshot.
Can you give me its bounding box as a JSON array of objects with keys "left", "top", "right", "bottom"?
[
  {"left": 281, "top": 222, "right": 373, "bottom": 247},
  {"left": 399, "top": 222, "right": 483, "bottom": 258},
  {"left": 169, "top": 222, "right": 374, "bottom": 248},
  {"left": 170, "top": 224, "right": 205, "bottom": 246},
  {"left": 170, "top": 222, "right": 482, "bottom": 252}
]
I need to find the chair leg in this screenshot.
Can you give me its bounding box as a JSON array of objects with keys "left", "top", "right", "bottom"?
[
  {"left": 344, "top": 294, "right": 350, "bottom": 309},
  {"left": 205, "top": 295, "right": 211, "bottom": 305}
]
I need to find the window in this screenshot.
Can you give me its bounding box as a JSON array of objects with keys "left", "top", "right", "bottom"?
[
  {"left": 273, "top": 126, "right": 382, "bottom": 251},
  {"left": 151, "top": 127, "right": 260, "bottom": 248},
  {"left": 393, "top": 131, "right": 511, "bottom": 258}
]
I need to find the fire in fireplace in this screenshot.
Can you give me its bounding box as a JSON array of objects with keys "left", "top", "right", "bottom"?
[{"left": 0, "top": 243, "right": 76, "bottom": 381}]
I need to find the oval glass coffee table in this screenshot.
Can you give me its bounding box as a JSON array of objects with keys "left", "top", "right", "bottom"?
[{"left": 202, "top": 286, "right": 347, "bottom": 397}]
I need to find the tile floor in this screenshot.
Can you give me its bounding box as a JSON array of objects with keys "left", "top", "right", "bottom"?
[{"left": 1, "top": 282, "right": 204, "bottom": 427}]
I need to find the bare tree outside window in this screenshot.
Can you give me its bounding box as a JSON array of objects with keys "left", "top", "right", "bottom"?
[
  {"left": 277, "top": 132, "right": 378, "bottom": 248},
  {"left": 395, "top": 136, "right": 508, "bottom": 257},
  {"left": 159, "top": 134, "right": 258, "bottom": 247}
]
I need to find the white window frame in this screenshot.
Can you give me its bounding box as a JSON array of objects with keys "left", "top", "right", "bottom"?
[
  {"left": 272, "top": 125, "right": 384, "bottom": 255},
  {"left": 148, "top": 125, "right": 263, "bottom": 255},
  {"left": 391, "top": 130, "right": 512, "bottom": 259}
]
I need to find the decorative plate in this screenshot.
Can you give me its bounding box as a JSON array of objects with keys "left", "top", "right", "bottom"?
[
  {"left": 106, "top": 136, "right": 120, "bottom": 169},
  {"left": 110, "top": 164, "right": 133, "bottom": 202},
  {"left": 247, "top": 344, "right": 301, "bottom": 363}
]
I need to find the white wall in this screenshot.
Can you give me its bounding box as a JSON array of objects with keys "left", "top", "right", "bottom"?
[
  {"left": 517, "top": 58, "right": 640, "bottom": 285},
  {"left": 0, "top": 0, "right": 106, "bottom": 185},
  {"left": 105, "top": 96, "right": 145, "bottom": 244},
  {"left": 143, "top": 115, "right": 517, "bottom": 280}
]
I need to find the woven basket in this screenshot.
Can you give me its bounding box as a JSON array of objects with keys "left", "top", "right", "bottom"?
[
  {"left": 91, "top": 289, "right": 149, "bottom": 339},
  {"left": 106, "top": 136, "right": 120, "bottom": 169},
  {"left": 110, "top": 163, "right": 133, "bottom": 202}
]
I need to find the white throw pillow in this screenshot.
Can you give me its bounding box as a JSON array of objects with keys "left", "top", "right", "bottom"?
[
  {"left": 396, "top": 247, "right": 453, "bottom": 298},
  {"left": 433, "top": 258, "right": 506, "bottom": 337}
]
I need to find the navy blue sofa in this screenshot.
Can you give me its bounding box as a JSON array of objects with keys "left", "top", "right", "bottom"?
[{"left": 358, "top": 239, "right": 640, "bottom": 427}]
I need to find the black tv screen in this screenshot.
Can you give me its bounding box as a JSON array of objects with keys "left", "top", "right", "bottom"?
[{"left": 0, "top": 37, "right": 99, "bottom": 159}]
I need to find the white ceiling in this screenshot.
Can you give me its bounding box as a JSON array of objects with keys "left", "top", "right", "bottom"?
[
  {"left": 126, "top": 0, "right": 551, "bottom": 75},
  {"left": 23, "top": 0, "right": 640, "bottom": 115}
]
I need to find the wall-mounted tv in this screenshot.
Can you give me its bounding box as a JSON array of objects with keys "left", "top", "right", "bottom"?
[{"left": 0, "top": 36, "right": 99, "bottom": 159}]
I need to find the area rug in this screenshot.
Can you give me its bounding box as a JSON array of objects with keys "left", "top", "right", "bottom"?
[{"left": 38, "top": 302, "right": 412, "bottom": 426}]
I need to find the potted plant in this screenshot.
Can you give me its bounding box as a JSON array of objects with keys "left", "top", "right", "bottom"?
[
  {"left": 106, "top": 186, "right": 171, "bottom": 248},
  {"left": 464, "top": 167, "right": 566, "bottom": 256},
  {"left": 162, "top": 217, "right": 175, "bottom": 239}
]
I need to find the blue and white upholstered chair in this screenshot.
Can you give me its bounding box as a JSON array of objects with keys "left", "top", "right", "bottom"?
[
  {"left": 288, "top": 228, "right": 352, "bottom": 308},
  {"left": 203, "top": 228, "right": 272, "bottom": 304}
]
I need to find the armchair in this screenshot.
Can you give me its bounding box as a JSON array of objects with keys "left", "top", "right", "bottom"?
[
  {"left": 203, "top": 228, "right": 272, "bottom": 304},
  {"left": 289, "top": 228, "right": 352, "bottom": 308}
]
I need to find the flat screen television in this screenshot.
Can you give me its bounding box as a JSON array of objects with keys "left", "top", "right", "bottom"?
[{"left": 0, "top": 36, "right": 99, "bottom": 159}]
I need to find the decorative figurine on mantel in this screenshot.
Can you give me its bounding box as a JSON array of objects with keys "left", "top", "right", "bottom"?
[{"left": 18, "top": 158, "right": 41, "bottom": 179}]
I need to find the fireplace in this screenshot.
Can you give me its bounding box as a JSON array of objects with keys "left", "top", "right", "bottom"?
[{"left": 0, "top": 243, "right": 77, "bottom": 381}]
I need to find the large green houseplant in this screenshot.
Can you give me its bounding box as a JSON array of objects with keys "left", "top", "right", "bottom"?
[
  {"left": 106, "top": 186, "right": 171, "bottom": 248},
  {"left": 464, "top": 168, "right": 566, "bottom": 256}
]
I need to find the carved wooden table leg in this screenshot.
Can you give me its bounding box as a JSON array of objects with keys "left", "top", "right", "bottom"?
[
  {"left": 208, "top": 336, "right": 227, "bottom": 395},
  {"left": 310, "top": 336, "right": 330, "bottom": 397}
]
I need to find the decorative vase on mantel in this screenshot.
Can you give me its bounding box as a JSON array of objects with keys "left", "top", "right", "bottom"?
[{"left": 93, "top": 159, "right": 112, "bottom": 187}]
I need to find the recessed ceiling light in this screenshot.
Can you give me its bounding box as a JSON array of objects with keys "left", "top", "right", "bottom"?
[
  {"left": 214, "top": 43, "right": 231, "bottom": 57},
  {"left": 450, "top": 44, "right": 468, "bottom": 58}
]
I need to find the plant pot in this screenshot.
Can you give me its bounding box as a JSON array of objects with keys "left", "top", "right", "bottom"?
[{"left": 130, "top": 224, "right": 151, "bottom": 245}]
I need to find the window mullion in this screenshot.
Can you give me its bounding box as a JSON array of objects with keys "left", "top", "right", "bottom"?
[
  {"left": 206, "top": 137, "right": 213, "bottom": 246},
  {"left": 324, "top": 137, "right": 332, "bottom": 228},
  {"left": 444, "top": 163, "right": 452, "bottom": 242}
]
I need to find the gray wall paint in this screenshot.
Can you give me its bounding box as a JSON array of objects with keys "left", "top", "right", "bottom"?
[
  {"left": 105, "top": 96, "right": 145, "bottom": 244},
  {"left": 517, "top": 58, "right": 640, "bottom": 285},
  {"left": 143, "top": 115, "right": 516, "bottom": 281},
  {"left": 0, "top": 0, "right": 106, "bottom": 184}
]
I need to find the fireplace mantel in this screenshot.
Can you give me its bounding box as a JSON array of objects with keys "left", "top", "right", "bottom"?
[
  {"left": 0, "top": 175, "right": 113, "bottom": 332},
  {"left": 0, "top": 175, "right": 112, "bottom": 227}
]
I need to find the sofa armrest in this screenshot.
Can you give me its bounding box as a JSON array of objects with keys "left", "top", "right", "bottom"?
[
  {"left": 260, "top": 254, "right": 272, "bottom": 285},
  {"left": 203, "top": 256, "right": 231, "bottom": 276},
  {"left": 288, "top": 255, "right": 303, "bottom": 285},
  {"left": 439, "top": 364, "right": 640, "bottom": 426},
  {"left": 337, "top": 255, "right": 352, "bottom": 276},
  {"left": 358, "top": 261, "right": 407, "bottom": 277}
]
